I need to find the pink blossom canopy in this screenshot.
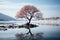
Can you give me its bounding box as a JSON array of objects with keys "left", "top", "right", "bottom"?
[{"left": 16, "top": 5, "right": 39, "bottom": 18}]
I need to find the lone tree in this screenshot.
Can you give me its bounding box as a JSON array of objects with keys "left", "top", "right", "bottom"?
[{"left": 16, "top": 5, "right": 42, "bottom": 36}]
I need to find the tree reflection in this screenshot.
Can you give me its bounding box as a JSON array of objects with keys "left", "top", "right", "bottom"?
[{"left": 15, "top": 32, "right": 43, "bottom": 40}]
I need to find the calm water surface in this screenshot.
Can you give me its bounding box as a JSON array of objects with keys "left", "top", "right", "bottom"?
[{"left": 0, "top": 21, "right": 60, "bottom": 40}]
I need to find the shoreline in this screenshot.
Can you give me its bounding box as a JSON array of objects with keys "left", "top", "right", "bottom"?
[{"left": 0, "top": 19, "right": 60, "bottom": 25}]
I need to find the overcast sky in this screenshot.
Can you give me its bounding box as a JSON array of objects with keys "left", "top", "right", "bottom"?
[{"left": 0, "top": 0, "right": 60, "bottom": 18}]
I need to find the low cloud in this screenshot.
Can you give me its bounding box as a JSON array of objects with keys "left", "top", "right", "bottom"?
[{"left": 0, "top": 0, "right": 60, "bottom": 18}]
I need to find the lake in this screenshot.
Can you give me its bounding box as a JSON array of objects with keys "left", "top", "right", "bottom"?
[{"left": 0, "top": 21, "right": 60, "bottom": 40}]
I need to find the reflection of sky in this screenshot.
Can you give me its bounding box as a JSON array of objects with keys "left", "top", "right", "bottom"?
[
  {"left": 0, "top": 0, "right": 60, "bottom": 18},
  {"left": 0, "top": 28, "right": 28, "bottom": 38},
  {"left": 0, "top": 24, "right": 60, "bottom": 38}
]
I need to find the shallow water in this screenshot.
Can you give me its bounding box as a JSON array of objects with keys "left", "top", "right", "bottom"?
[{"left": 0, "top": 21, "right": 60, "bottom": 40}]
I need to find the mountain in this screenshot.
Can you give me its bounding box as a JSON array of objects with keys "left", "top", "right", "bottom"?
[{"left": 0, "top": 13, "right": 16, "bottom": 21}]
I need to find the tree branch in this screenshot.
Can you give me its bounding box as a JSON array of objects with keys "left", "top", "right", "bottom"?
[{"left": 26, "top": 17, "right": 30, "bottom": 20}]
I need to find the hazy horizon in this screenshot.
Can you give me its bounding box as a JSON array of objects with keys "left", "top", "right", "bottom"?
[{"left": 0, "top": 0, "right": 60, "bottom": 18}]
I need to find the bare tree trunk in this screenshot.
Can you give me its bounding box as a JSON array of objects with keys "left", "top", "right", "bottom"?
[{"left": 28, "top": 16, "right": 33, "bottom": 36}]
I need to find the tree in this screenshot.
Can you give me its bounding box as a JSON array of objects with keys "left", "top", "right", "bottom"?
[{"left": 16, "top": 5, "right": 42, "bottom": 36}]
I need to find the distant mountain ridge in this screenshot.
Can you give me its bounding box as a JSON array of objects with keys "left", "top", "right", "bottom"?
[{"left": 0, "top": 13, "right": 16, "bottom": 21}]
